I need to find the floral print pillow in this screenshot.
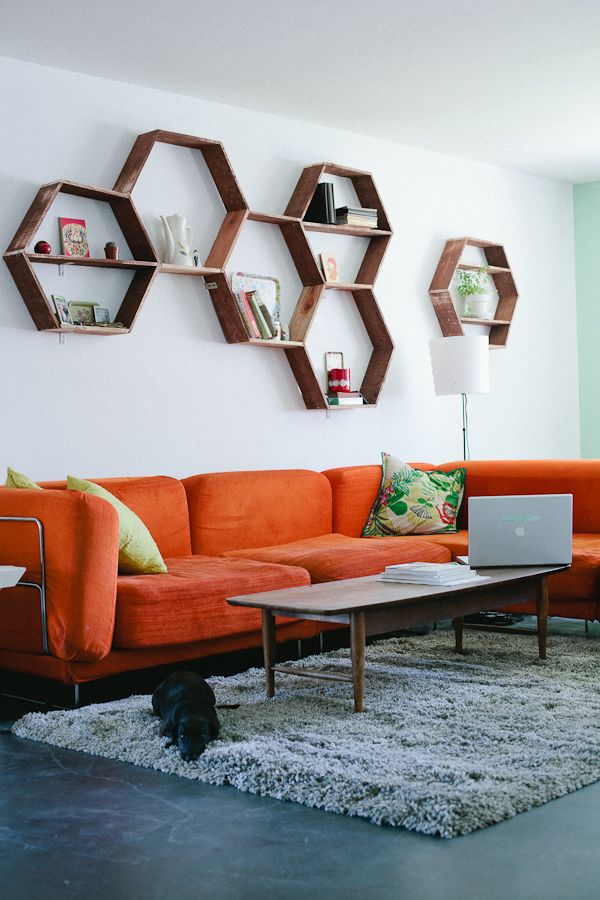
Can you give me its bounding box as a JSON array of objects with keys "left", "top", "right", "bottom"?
[{"left": 362, "top": 454, "right": 465, "bottom": 536}]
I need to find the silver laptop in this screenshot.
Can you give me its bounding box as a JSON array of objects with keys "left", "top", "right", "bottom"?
[{"left": 465, "top": 494, "right": 572, "bottom": 567}]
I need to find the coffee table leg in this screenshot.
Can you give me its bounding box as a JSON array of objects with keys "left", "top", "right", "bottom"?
[
  {"left": 536, "top": 576, "right": 549, "bottom": 660},
  {"left": 453, "top": 616, "right": 464, "bottom": 654},
  {"left": 350, "top": 611, "right": 366, "bottom": 713},
  {"left": 262, "top": 609, "right": 276, "bottom": 697}
]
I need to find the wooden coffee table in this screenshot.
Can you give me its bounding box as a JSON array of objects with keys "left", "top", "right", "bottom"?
[{"left": 228, "top": 565, "right": 568, "bottom": 712}]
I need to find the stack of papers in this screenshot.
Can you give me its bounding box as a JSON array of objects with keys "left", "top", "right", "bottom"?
[{"left": 378, "top": 562, "right": 487, "bottom": 586}]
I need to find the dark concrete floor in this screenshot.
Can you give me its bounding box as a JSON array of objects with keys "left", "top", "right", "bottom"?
[{"left": 2, "top": 620, "right": 600, "bottom": 900}]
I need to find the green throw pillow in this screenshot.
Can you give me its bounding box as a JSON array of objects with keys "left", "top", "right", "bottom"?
[
  {"left": 67, "top": 475, "right": 167, "bottom": 575},
  {"left": 362, "top": 454, "right": 465, "bottom": 537},
  {"left": 5, "top": 467, "right": 42, "bottom": 490}
]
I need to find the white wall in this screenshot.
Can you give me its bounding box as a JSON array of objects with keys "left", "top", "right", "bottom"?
[{"left": 0, "top": 56, "right": 580, "bottom": 480}]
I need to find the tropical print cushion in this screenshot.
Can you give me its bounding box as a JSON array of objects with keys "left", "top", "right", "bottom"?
[{"left": 362, "top": 454, "right": 465, "bottom": 536}]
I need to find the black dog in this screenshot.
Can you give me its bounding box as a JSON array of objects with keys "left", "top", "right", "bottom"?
[{"left": 152, "top": 671, "right": 220, "bottom": 762}]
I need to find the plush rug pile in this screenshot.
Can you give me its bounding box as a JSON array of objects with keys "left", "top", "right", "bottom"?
[{"left": 13, "top": 631, "right": 600, "bottom": 838}]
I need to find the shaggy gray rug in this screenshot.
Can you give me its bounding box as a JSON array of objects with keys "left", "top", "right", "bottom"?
[{"left": 12, "top": 632, "right": 600, "bottom": 838}]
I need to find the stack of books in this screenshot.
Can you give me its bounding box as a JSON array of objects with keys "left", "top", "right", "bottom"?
[
  {"left": 305, "top": 182, "right": 336, "bottom": 225},
  {"left": 336, "top": 206, "right": 378, "bottom": 229},
  {"left": 327, "top": 391, "right": 364, "bottom": 407},
  {"left": 233, "top": 289, "right": 277, "bottom": 340},
  {"left": 378, "top": 562, "right": 486, "bottom": 585}
]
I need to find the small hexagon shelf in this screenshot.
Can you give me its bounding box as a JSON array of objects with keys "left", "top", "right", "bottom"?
[
  {"left": 3, "top": 180, "right": 159, "bottom": 333},
  {"left": 429, "top": 237, "right": 518, "bottom": 349}
]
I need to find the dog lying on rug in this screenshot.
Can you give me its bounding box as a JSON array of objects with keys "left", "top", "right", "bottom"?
[{"left": 152, "top": 671, "right": 220, "bottom": 762}]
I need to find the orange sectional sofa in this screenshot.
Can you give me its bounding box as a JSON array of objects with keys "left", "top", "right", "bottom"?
[{"left": 0, "top": 460, "right": 597, "bottom": 692}]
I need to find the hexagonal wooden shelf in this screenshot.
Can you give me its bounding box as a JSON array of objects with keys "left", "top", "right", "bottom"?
[
  {"left": 429, "top": 237, "right": 518, "bottom": 349},
  {"left": 279, "top": 162, "right": 394, "bottom": 408},
  {"left": 3, "top": 180, "right": 159, "bottom": 333},
  {"left": 114, "top": 129, "right": 249, "bottom": 272}
]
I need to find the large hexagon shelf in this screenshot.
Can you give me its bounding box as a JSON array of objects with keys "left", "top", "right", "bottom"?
[
  {"left": 429, "top": 237, "right": 518, "bottom": 349},
  {"left": 3, "top": 180, "right": 158, "bottom": 333}
]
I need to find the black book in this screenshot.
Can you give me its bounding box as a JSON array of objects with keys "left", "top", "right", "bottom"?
[
  {"left": 325, "top": 182, "right": 337, "bottom": 225},
  {"left": 305, "top": 183, "right": 328, "bottom": 223}
]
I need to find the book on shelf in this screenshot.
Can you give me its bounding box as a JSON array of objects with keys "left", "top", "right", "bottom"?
[
  {"left": 336, "top": 206, "right": 378, "bottom": 217},
  {"left": 305, "top": 182, "right": 336, "bottom": 225},
  {"left": 377, "top": 562, "right": 484, "bottom": 585},
  {"left": 234, "top": 291, "right": 261, "bottom": 338},
  {"left": 255, "top": 292, "right": 276, "bottom": 336},
  {"left": 327, "top": 394, "right": 364, "bottom": 406},
  {"left": 246, "top": 290, "right": 273, "bottom": 339},
  {"left": 336, "top": 215, "right": 378, "bottom": 228}
]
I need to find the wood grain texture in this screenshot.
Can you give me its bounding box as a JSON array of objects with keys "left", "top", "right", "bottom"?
[
  {"left": 114, "top": 267, "right": 159, "bottom": 330},
  {"left": 284, "top": 346, "right": 328, "bottom": 409},
  {"left": 284, "top": 165, "right": 325, "bottom": 218},
  {"left": 279, "top": 221, "right": 324, "bottom": 286},
  {"left": 205, "top": 272, "right": 249, "bottom": 343},
  {"left": 6, "top": 183, "right": 62, "bottom": 252},
  {"left": 205, "top": 209, "right": 248, "bottom": 269},
  {"left": 288, "top": 285, "right": 325, "bottom": 342},
  {"left": 3, "top": 252, "right": 59, "bottom": 330}
]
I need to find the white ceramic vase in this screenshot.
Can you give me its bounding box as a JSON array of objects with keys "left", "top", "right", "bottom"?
[
  {"left": 463, "top": 294, "right": 495, "bottom": 320},
  {"left": 160, "top": 214, "right": 194, "bottom": 266}
]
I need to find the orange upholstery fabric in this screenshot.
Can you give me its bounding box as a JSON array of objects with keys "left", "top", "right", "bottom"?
[
  {"left": 0, "top": 617, "right": 318, "bottom": 686},
  {"left": 113, "top": 555, "right": 311, "bottom": 648},
  {"left": 323, "top": 463, "right": 436, "bottom": 537},
  {"left": 0, "top": 489, "right": 119, "bottom": 660},
  {"left": 222, "top": 532, "right": 451, "bottom": 583},
  {"left": 183, "top": 469, "right": 333, "bottom": 555},
  {"left": 42, "top": 475, "right": 192, "bottom": 558},
  {"left": 437, "top": 460, "right": 600, "bottom": 532}
]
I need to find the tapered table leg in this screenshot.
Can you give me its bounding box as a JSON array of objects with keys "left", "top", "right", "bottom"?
[
  {"left": 262, "top": 609, "right": 276, "bottom": 697},
  {"left": 453, "top": 616, "right": 464, "bottom": 653},
  {"left": 536, "top": 576, "right": 548, "bottom": 660},
  {"left": 350, "top": 611, "right": 366, "bottom": 713}
]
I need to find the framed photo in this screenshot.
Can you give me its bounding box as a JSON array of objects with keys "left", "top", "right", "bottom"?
[
  {"left": 93, "top": 306, "right": 111, "bottom": 324},
  {"left": 320, "top": 252, "right": 340, "bottom": 283},
  {"left": 68, "top": 301, "right": 97, "bottom": 326},
  {"left": 59, "top": 217, "right": 90, "bottom": 258},
  {"left": 53, "top": 295, "right": 71, "bottom": 324}
]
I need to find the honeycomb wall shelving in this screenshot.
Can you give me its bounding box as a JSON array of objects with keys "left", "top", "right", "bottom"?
[
  {"left": 429, "top": 237, "right": 518, "bottom": 349},
  {"left": 3, "top": 130, "right": 394, "bottom": 408}
]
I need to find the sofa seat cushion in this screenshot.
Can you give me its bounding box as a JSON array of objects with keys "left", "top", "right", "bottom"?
[
  {"left": 113, "top": 556, "right": 311, "bottom": 649},
  {"left": 222, "top": 533, "right": 451, "bottom": 583}
]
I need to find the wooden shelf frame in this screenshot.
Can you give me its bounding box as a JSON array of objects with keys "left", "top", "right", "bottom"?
[
  {"left": 3, "top": 180, "right": 159, "bottom": 331},
  {"left": 4, "top": 133, "right": 394, "bottom": 409},
  {"left": 114, "top": 129, "right": 249, "bottom": 271},
  {"left": 429, "top": 237, "right": 518, "bottom": 349}
]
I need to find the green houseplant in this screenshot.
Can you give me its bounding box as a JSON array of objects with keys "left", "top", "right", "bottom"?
[{"left": 455, "top": 267, "right": 497, "bottom": 319}]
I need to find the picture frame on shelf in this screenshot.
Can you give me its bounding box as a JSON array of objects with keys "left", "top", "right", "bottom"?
[
  {"left": 320, "top": 252, "right": 340, "bottom": 283},
  {"left": 53, "top": 295, "right": 71, "bottom": 324},
  {"left": 93, "top": 306, "right": 111, "bottom": 325},
  {"left": 59, "top": 218, "right": 90, "bottom": 258},
  {"left": 68, "top": 301, "right": 98, "bottom": 326}
]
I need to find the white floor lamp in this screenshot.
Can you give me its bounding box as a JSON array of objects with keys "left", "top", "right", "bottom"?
[{"left": 429, "top": 335, "right": 490, "bottom": 460}]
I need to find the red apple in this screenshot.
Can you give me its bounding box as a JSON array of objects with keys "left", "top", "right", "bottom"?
[{"left": 34, "top": 240, "right": 52, "bottom": 254}]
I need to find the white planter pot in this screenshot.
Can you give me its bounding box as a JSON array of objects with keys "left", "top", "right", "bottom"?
[{"left": 462, "top": 294, "right": 496, "bottom": 320}]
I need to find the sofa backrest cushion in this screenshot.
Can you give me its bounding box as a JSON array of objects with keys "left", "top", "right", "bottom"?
[
  {"left": 183, "top": 469, "right": 333, "bottom": 555},
  {"left": 323, "top": 463, "right": 436, "bottom": 537},
  {"left": 41, "top": 475, "right": 192, "bottom": 558},
  {"left": 437, "top": 460, "right": 600, "bottom": 532}
]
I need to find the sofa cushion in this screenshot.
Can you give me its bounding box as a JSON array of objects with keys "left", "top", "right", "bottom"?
[
  {"left": 183, "top": 469, "right": 333, "bottom": 555},
  {"left": 41, "top": 475, "right": 192, "bottom": 559},
  {"left": 222, "top": 533, "right": 451, "bottom": 583},
  {"left": 322, "top": 463, "right": 436, "bottom": 538},
  {"left": 113, "top": 556, "right": 311, "bottom": 648},
  {"left": 362, "top": 455, "right": 465, "bottom": 536}
]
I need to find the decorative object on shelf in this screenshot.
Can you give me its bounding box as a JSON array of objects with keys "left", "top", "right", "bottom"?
[
  {"left": 160, "top": 214, "right": 194, "bottom": 266},
  {"left": 320, "top": 252, "right": 340, "bottom": 283},
  {"left": 429, "top": 334, "right": 490, "bottom": 460},
  {"left": 231, "top": 272, "right": 281, "bottom": 328},
  {"left": 192, "top": 249, "right": 200, "bottom": 267},
  {"left": 104, "top": 241, "right": 120, "bottom": 260},
  {"left": 33, "top": 240, "right": 51, "bottom": 254},
  {"left": 53, "top": 295, "right": 71, "bottom": 324},
  {"left": 326, "top": 351, "right": 351, "bottom": 395},
  {"left": 456, "top": 266, "right": 497, "bottom": 319},
  {"left": 59, "top": 217, "right": 90, "bottom": 258},
  {"left": 93, "top": 306, "right": 111, "bottom": 324},
  {"left": 336, "top": 206, "right": 378, "bottom": 229},
  {"left": 305, "top": 182, "right": 336, "bottom": 224},
  {"left": 68, "top": 301, "right": 98, "bottom": 326},
  {"left": 429, "top": 238, "right": 518, "bottom": 349}
]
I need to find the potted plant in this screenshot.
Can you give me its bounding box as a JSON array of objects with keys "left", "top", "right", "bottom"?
[{"left": 455, "top": 267, "right": 497, "bottom": 319}]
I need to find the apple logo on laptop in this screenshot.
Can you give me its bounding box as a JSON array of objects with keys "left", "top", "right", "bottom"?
[{"left": 515, "top": 525, "right": 526, "bottom": 536}]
